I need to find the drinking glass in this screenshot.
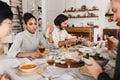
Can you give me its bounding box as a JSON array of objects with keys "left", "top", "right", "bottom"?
[
  {"left": 39, "top": 45, "right": 45, "bottom": 56},
  {"left": 47, "top": 60, "right": 55, "bottom": 66},
  {"left": 65, "top": 42, "right": 71, "bottom": 49},
  {"left": 46, "top": 54, "right": 56, "bottom": 70},
  {"left": 65, "top": 59, "right": 72, "bottom": 72},
  {"left": 65, "top": 43, "right": 71, "bottom": 52}
]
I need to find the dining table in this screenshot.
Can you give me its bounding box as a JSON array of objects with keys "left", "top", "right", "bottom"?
[{"left": 0, "top": 44, "right": 116, "bottom": 80}]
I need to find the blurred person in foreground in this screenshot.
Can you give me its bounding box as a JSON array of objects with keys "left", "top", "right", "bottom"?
[
  {"left": 0, "top": 1, "right": 13, "bottom": 80},
  {"left": 85, "top": 0, "right": 120, "bottom": 80}
]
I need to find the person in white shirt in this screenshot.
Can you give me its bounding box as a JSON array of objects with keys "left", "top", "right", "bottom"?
[
  {"left": 46, "top": 14, "right": 80, "bottom": 48},
  {"left": 0, "top": 1, "right": 13, "bottom": 80},
  {"left": 8, "top": 13, "right": 49, "bottom": 59}
]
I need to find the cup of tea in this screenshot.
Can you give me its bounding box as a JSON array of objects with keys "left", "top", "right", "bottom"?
[{"left": 39, "top": 45, "right": 45, "bottom": 53}]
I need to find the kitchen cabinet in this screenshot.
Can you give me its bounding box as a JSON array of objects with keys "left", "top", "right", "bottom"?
[
  {"left": 65, "top": 27, "right": 94, "bottom": 41},
  {"left": 103, "top": 29, "right": 120, "bottom": 39}
]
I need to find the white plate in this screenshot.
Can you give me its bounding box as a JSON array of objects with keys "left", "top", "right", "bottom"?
[{"left": 79, "top": 47, "right": 93, "bottom": 53}]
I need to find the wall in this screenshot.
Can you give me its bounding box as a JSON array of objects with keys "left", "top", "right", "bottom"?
[
  {"left": 22, "top": 0, "right": 42, "bottom": 31},
  {"left": 45, "top": 0, "right": 119, "bottom": 42},
  {"left": 1, "top": 0, "right": 9, "bottom": 4}
]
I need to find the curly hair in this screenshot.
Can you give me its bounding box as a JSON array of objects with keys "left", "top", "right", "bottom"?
[
  {"left": 23, "top": 13, "right": 36, "bottom": 24},
  {"left": 54, "top": 14, "right": 68, "bottom": 30}
]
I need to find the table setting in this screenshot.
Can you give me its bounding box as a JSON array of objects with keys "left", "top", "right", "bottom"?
[{"left": 0, "top": 42, "right": 116, "bottom": 80}]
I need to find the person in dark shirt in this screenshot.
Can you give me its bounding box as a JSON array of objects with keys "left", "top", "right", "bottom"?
[{"left": 85, "top": 0, "right": 120, "bottom": 80}]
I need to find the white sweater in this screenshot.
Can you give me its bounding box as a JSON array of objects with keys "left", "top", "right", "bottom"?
[{"left": 8, "top": 30, "right": 49, "bottom": 58}]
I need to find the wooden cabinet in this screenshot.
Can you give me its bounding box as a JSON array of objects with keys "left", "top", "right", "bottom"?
[
  {"left": 103, "top": 29, "right": 120, "bottom": 39},
  {"left": 65, "top": 27, "right": 94, "bottom": 41}
]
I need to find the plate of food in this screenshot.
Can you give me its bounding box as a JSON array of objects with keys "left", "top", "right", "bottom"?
[
  {"left": 18, "top": 63, "right": 38, "bottom": 72},
  {"left": 55, "top": 51, "right": 85, "bottom": 68},
  {"left": 83, "top": 53, "right": 109, "bottom": 67}
]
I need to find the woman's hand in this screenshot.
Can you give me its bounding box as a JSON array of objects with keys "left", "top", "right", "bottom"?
[
  {"left": 85, "top": 57, "right": 103, "bottom": 79},
  {"left": 30, "top": 50, "right": 43, "bottom": 59}
]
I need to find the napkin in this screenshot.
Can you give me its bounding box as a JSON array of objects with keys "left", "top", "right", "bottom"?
[
  {"left": 56, "top": 73, "right": 74, "bottom": 80},
  {"left": 32, "top": 59, "right": 46, "bottom": 64},
  {"left": 0, "top": 64, "right": 4, "bottom": 75}
]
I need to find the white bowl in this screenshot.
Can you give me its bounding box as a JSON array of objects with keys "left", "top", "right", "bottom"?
[{"left": 19, "top": 63, "right": 38, "bottom": 72}]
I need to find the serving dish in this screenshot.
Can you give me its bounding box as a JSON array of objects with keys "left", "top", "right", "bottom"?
[
  {"left": 83, "top": 53, "right": 109, "bottom": 67},
  {"left": 55, "top": 50, "right": 85, "bottom": 68},
  {"left": 55, "top": 60, "right": 85, "bottom": 68}
]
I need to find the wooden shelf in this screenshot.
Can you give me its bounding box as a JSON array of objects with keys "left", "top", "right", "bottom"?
[
  {"left": 63, "top": 9, "right": 99, "bottom": 13},
  {"left": 64, "top": 8, "right": 99, "bottom": 19},
  {"left": 68, "top": 16, "right": 99, "bottom": 18}
]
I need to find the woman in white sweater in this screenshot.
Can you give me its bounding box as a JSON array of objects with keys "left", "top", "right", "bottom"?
[{"left": 8, "top": 13, "right": 49, "bottom": 59}]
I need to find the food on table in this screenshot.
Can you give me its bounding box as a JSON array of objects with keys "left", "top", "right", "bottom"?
[
  {"left": 19, "top": 63, "right": 38, "bottom": 72},
  {"left": 83, "top": 53, "right": 109, "bottom": 66}
]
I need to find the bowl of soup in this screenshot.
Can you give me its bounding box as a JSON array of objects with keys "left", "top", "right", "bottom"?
[{"left": 19, "top": 63, "right": 38, "bottom": 72}]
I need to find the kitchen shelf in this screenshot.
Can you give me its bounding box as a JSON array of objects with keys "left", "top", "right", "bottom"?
[
  {"left": 63, "top": 9, "right": 99, "bottom": 13},
  {"left": 63, "top": 7, "right": 99, "bottom": 19},
  {"left": 68, "top": 16, "right": 99, "bottom": 18}
]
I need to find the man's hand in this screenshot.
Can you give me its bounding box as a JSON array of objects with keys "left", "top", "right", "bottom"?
[
  {"left": 105, "top": 37, "right": 119, "bottom": 52},
  {"left": 85, "top": 57, "right": 103, "bottom": 79}
]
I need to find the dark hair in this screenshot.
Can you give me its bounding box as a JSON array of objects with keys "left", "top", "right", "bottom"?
[
  {"left": 0, "top": 1, "right": 13, "bottom": 23},
  {"left": 23, "top": 13, "right": 36, "bottom": 24},
  {"left": 54, "top": 14, "right": 68, "bottom": 29}
]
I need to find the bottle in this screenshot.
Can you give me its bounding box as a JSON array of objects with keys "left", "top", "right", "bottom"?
[{"left": 97, "top": 34, "right": 101, "bottom": 41}]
